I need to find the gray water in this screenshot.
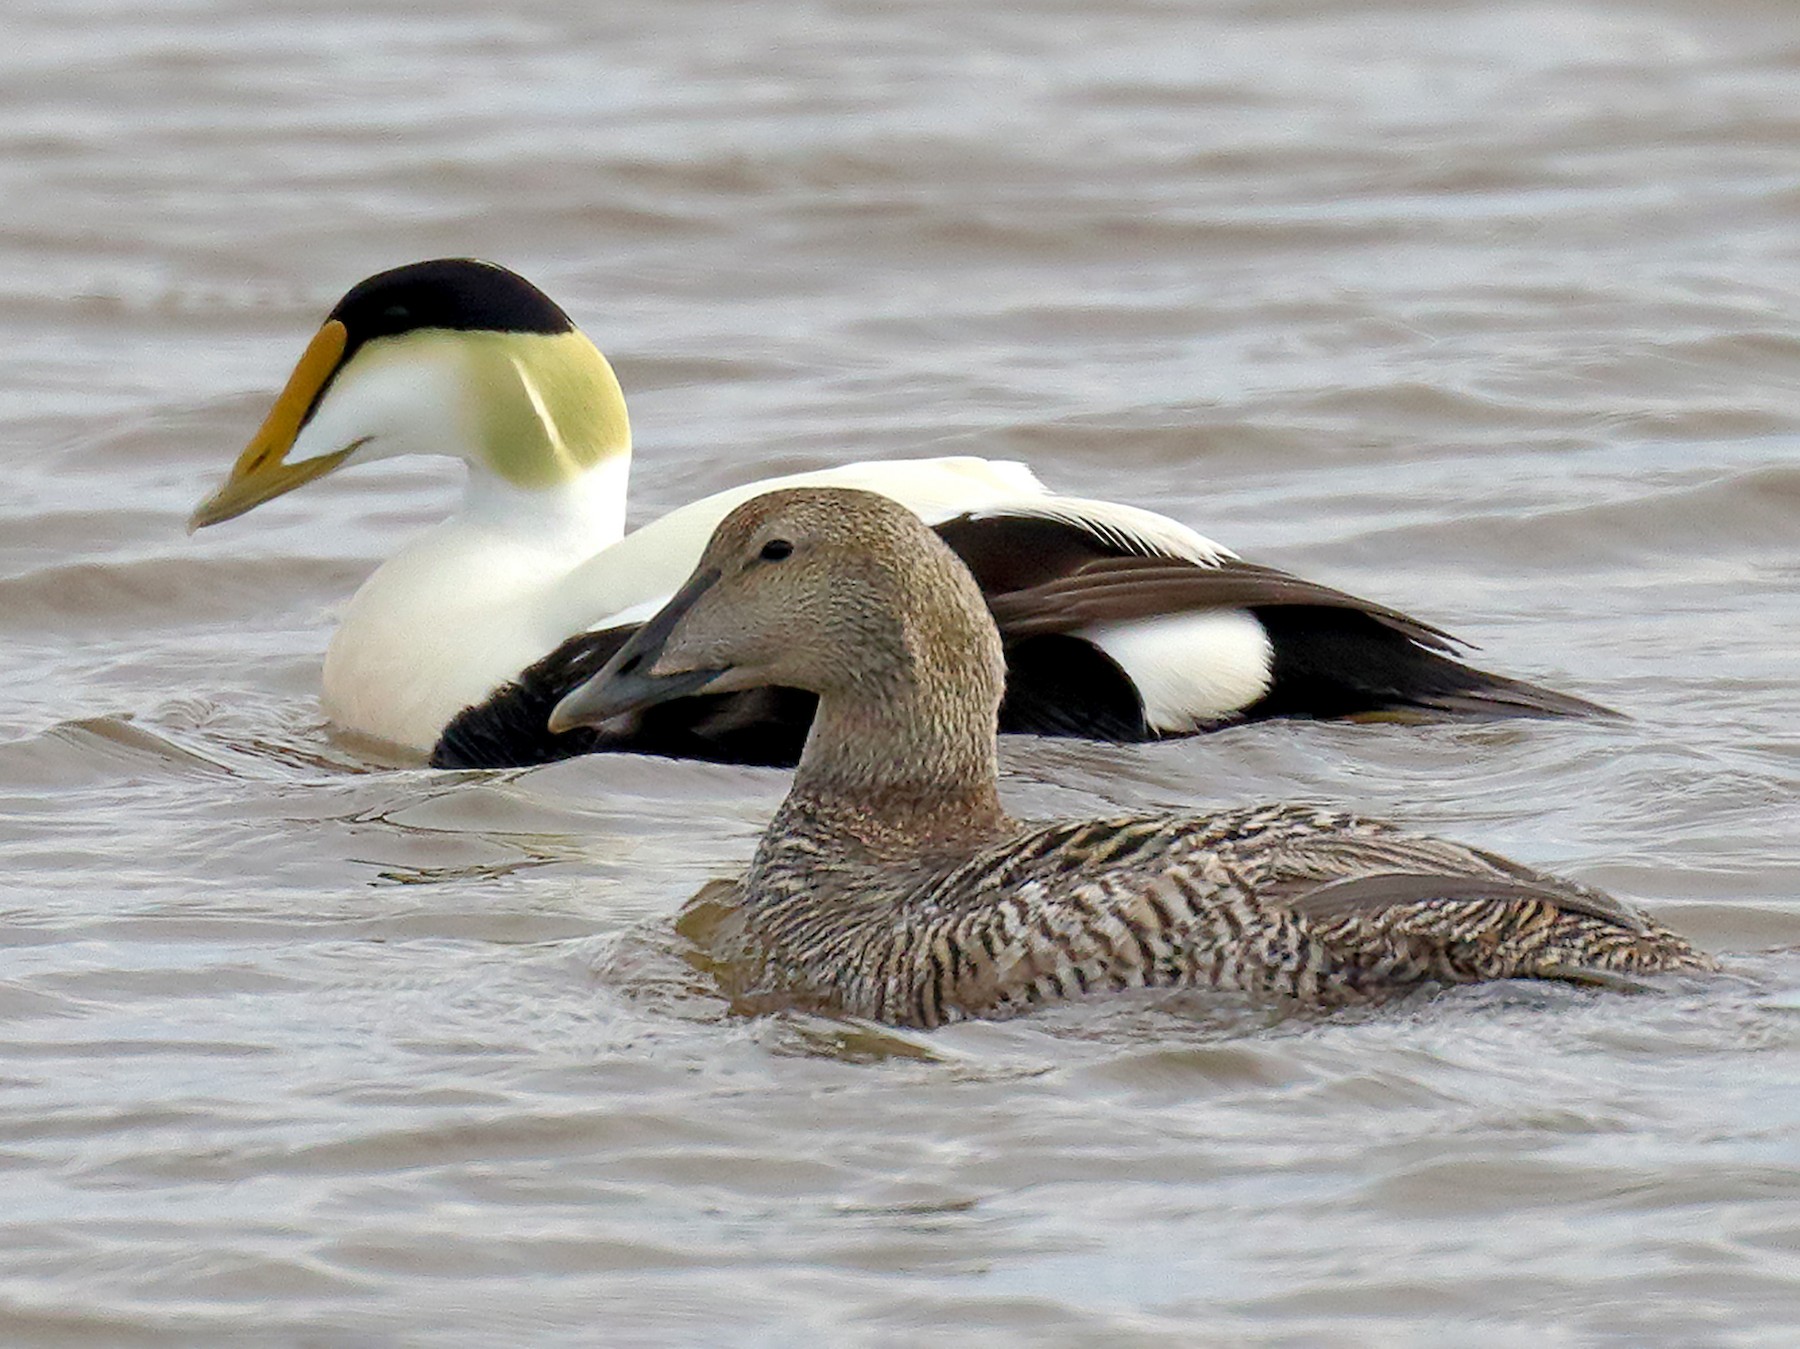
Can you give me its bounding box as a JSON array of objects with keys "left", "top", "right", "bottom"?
[{"left": 3, "top": 0, "right": 1800, "bottom": 1343}]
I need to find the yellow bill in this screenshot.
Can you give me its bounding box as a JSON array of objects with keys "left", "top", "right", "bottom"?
[{"left": 188, "top": 319, "right": 357, "bottom": 531}]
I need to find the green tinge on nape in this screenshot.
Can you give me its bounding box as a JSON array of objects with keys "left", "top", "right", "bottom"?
[{"left": 463, "top": 329, "right": 631, "bottom": 488}]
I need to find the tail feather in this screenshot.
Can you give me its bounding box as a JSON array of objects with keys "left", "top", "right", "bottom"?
[
  {"left": 1247, "top": 604, "right": 1618, "bottom": 725},
  {"left": 1403, "top": 662, "right": 1622, "bottom": 721}
]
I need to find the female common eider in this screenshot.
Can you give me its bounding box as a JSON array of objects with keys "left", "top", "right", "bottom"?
[
  {"left": 549, "top": 487, "right": 1708, "bottom": 1027},
  {"left": 190, "top": 258, "right": 1610, "bottom": 770}
]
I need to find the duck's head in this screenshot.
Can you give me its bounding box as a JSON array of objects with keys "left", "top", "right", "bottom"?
[
  {"left": 189, "top": 258, "right": 630, "bottom": 530},
  {"left": 548, "top": 486, "right": 1005, "bottom": 733}
]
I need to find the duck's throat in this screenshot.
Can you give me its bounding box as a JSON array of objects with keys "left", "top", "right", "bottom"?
[
  {"left": 459, "top": 450, "right": 631, "bottom": 552},
  {"left": 785, "top": 683, "right": 1010, "bottom": 851}
]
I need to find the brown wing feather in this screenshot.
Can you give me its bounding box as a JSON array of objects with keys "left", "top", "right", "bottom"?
[
  {"left": 1286, "top": 870, "right": 1651, "bottom": 933},
  {"left": 983, "top": 555, "right": 1463, "bottom": 651}
]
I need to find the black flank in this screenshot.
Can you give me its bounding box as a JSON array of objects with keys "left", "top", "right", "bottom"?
[
  {"left": 995, "top": 634, "right": 1150, "bottom": 741},
  {"left": 431, "top": 627, "right": 816, "bottom": 770}
]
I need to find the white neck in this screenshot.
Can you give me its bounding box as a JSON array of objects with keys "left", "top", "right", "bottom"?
[{"left": 457, "top": 451, "right": 631, "bottom": 552}]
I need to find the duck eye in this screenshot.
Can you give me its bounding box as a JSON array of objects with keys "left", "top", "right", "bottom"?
[{"left": 758, "top": 538, "right": 793, "bottom": 562}]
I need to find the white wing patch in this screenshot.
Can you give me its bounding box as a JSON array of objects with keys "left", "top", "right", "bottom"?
[
  {"left": 776, "top": 456, "right": 1053, "bottom": 522},
  {"left": 555, "top": 455, "right": 1235, "bottom": 636},
  {"left": 590, "top": 593, "right": 674, "bottom": 631},
  {"left": 1083, "top": 610, "right": 1273, "bottom": 733},
  {"left": 959, "top": 495, "right": 1236, "bottom": 567}
]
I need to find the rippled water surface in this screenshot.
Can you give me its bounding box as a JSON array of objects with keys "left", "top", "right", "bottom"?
[{"left": 4, "top": 0, "right": 1800, "bottom": 1342}]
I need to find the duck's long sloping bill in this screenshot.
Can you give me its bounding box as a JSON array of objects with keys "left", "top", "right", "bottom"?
[{"left": 189, "top": 320, "right": 353, "bottom": 531}]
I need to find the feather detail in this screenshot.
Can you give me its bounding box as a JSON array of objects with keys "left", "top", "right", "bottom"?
[{"left": 709, "top": 803, "right": 1713, "bottom": 1028}]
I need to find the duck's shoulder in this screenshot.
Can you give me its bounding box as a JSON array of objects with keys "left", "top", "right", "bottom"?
[
  {"left": 920, "top": 802, "right": 1636, "bottom": 928},
  {"left": 977, "top": 803, "right": 1393, "bottom": 868},
  {"left": 910, "top": 804, "right": 1351, "bottom": 910}
]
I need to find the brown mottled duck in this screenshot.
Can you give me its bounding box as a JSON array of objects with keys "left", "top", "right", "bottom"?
[{"left": 549, "top": 487, "right": 1710, "bottom": 1029}]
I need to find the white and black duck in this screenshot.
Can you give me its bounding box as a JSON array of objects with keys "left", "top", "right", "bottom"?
[{"left": 189, "top": 258, "right": 1611, "bottom": 769}]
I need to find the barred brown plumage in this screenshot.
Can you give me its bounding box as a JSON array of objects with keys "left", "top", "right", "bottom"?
[{"left": 554, "top": 487, "right": 1713, "bottom": 1029}]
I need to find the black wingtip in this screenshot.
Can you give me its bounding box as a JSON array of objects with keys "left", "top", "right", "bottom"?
[
  {"left": 1246, "top": 604, "right": 1620, "bottom": 726},
  {"left": 1406, "top": 670, "right": 1624, "bottom": 722}
]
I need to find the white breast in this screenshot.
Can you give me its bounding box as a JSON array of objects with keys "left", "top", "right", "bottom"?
[
  {"left": 322, "top": 533, "right": 554, "bottom": 752},
  {"left": 322, "top": 460, "right": 629, "bottom": 753}
]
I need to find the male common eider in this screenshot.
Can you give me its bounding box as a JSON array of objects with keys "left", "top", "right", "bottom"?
[
  {"left": 189, "top": 258, "right": 1611, "bottom": 769},
  {"left": 549, "top": 488, "right": 1708, "bottom": 1028}
]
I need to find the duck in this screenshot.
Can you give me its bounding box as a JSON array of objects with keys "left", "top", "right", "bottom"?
[
  {"left": 547, "top": 487, "right": 1709, "bottom": 1028},
  {"left": 189, "top": 257, "right": 1612, "bottom": 770}
]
